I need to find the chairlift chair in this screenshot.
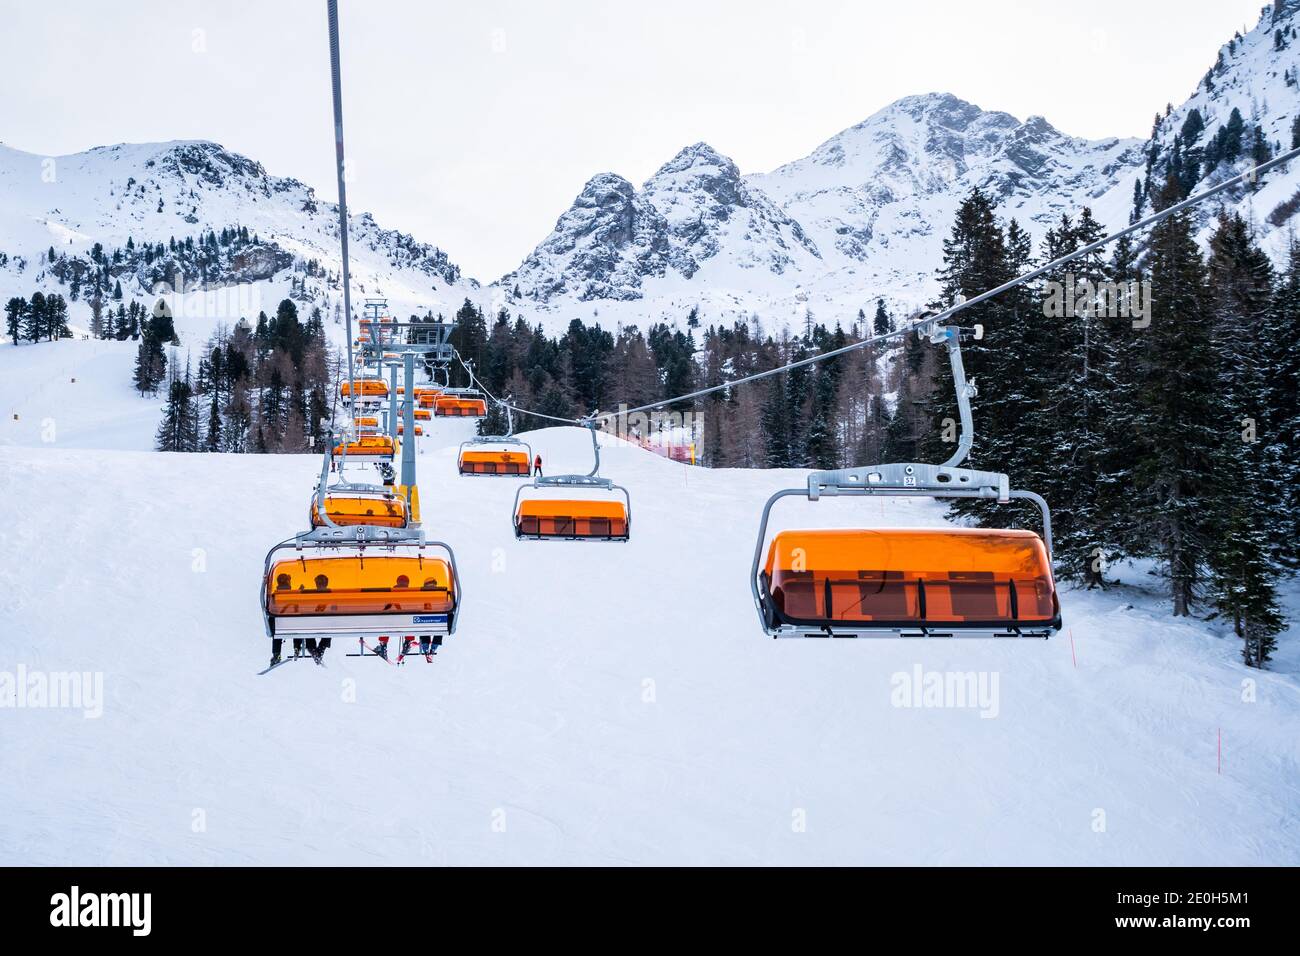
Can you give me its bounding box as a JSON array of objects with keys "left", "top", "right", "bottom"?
[
  {"left": 340, "top": 377, "right": 389, "bottom": 408},
  {"left": 310, "top": 488, "right": 409, "bottom": 529},
  {"left": 263, "top": 445, "right": 458, "bottom": 650},
  {"left": 332, "top": 433, "right": 398, "bottom": 465},
  {"left": 513, "top": 422, "right": 630, "bottom": 540},
  {"left": 263, "top": 547, "right": 458, "bottom": 646},
  {"left": 434, "top": 389, "right": 488, "bottom": 417},
  {"left": 458, "top": 402, "right": 533, "bottom": 476},
  {"left": 751, "top": 323, "right": 1060, "bottom": 639}
]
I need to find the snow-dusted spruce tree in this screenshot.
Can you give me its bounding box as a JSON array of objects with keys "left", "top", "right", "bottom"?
[
  {"left": 803, "top": 324, "right": 847, "bottom": 470},
  {"left": 1093, "top": 234, "right": 1147, "bottom": 565},
  {"left": 1028, "top": 210, "right": 1117, "bottom": 585},
  {"left": 1127, "top": 175, "right": 1220, "bottom": 618},
  {"left": 155, "top": 358, "right": 197, "bottom": 452},
  {"left": 1266, "top": 241, "right": 1300, "bottom": 570},
  {"left": 924, "top": 192, "right": 1062, "bottom": 549},
  {"left": 23, "top": 291, "right": 47, "bottom": 342},
  {"left": 1205, "top": 213, "right": 1285, "bottom": 666},
  {"left": 5, "top": 296, "right": 26, "bottom": 345}
]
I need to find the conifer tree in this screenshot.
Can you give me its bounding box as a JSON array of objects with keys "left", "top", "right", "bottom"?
[
  {"left": 24, "top": 292, "right": 46, "bottom": 342},
  {"left": 1266, "top": 240, "right": 1300, "bottom": 567},
  {"left": 1205, "top": 213, "right": 1285, "bottom": 666},
  {"left": 1128, "top": 176, "right": 1220, "bottom": 616},
  {"left": 156, "top": 360, "right": 196, "bottom": 451},
  {"left": 872, "top": 299, "right": 892, "bottom": 336},
  {"left": 4, "top": 297, "right": 25, "bottom": 345}
]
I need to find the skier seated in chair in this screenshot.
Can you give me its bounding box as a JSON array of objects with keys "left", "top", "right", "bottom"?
[
  {"left": 416, "top": 577, "right": 444, "bottom": 657},
  {"left": 269, "top": 573, "right": 306, "bottom": 666},
  {"left": 305, "top": 573, "right": 332, "bottom": 663},
  {"left": 374, "top": 575, "right": 411, "bottom": 660}
]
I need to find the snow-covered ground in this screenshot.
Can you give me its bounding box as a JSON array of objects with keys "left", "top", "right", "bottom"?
[{"left": 1, "top": 339, "right": 1297, "bottom": 865}]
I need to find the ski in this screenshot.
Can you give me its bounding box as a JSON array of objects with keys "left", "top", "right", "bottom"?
[{"left": 257, "top": 656, "right": 299, "bottom": 676}]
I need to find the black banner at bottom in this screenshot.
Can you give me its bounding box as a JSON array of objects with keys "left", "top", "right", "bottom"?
[{"left": 0, "top": 866, "right": 1284, "bottom": 942}]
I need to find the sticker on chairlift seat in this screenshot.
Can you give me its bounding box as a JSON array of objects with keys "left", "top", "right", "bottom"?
[{"left": 413, "top": 615, "right": 448, "bottom": 625}]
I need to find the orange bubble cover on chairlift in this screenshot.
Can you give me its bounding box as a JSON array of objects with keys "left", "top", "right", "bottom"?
[
  {"left": 266, "top": 556, "right": 454, "bottom": 616},
  {"left": 339, "top": 378, "right": 388, "bottom": 398},
  {"left": 515, "top": 498, "right": 628, "bottom": 539},
  {"left": 459, "top": 450, "right": 530, "bottom": 475},
  {"left": 333, "top": 434, "right": 396, "bottom": 457},
  {"left": 763, "top": 527, "right": 1057, "bottom": 626},
  {"left": 310, "top": 494, "right": 408, "bottom": 529},
  {"left": 434, "top": 396, "right": 487, "bottom": 417}
]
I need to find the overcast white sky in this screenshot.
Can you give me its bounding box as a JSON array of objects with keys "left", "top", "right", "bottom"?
[{"left": 0, "top": 0, "right": 1269, "bottom": 279}]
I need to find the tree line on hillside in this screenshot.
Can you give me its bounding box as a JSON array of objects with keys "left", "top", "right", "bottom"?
[
  {"left": 446, "top": 295, "right": 902, "bottom": 474},
  {"left": 154, "top": 299, "right": 334, "bottom": 455},
  {"left": 33, "top": 226, "right": 279, "bottom": 305}
]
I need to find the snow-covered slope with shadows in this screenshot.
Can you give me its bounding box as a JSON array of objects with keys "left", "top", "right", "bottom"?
[{"left": 0, "top": 344, "right": 1296, "bottom": 864}]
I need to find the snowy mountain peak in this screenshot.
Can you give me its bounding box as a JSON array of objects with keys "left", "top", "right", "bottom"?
[
  {"left": 503, "top": 142, "right": 821, "bottom": 303},
  {"left": 648, "top": 141, "right": 739, "bottom": 182},
  {"left": 884, "top": 91, "right": 1010, "bottom": 129},
  {"left": 744, "top": 92, "right": 1143, "bottom": 295}
]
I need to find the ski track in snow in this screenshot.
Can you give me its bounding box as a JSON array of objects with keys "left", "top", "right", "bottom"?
[{"left": 0, "top": 339, "right": 1297, "bottom": 865}]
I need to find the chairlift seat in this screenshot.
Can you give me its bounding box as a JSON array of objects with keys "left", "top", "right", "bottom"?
[
  {"left": 311, "top": 494, "right": 408, "bottom": 529},
  {"left": 759, "top": 527, "right": 1058, "bottom": 636},
  {"left": 515, "top": 498, "right": 629, "bottom": 540}
]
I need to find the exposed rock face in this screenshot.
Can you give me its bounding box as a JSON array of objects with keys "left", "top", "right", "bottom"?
[{"left": 502, "top": 143, "right": 821, "bottom": 301}]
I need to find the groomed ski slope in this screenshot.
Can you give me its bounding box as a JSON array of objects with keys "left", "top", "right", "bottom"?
[{"left": 1, "top": 340, "right": 1298, "bottom": 865}]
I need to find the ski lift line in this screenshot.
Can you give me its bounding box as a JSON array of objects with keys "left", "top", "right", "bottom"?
[
  {"left": 326, "top": 0, "right": 357, "bottom": 406},
  {"left": 462, "top": 145, "right": 1300, "bottom": 431}
]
